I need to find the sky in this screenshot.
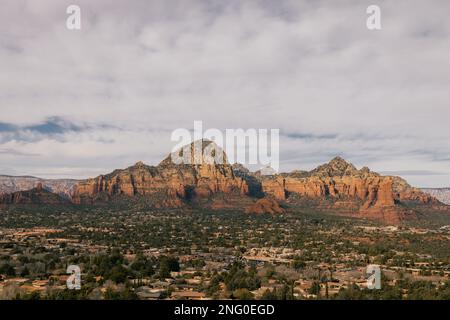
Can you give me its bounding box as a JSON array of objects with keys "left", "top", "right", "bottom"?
[{"left": 0, "top": 0, "right": 450, "bottom": 187}]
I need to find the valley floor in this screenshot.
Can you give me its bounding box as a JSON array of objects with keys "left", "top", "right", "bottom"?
[{"left": 0, "top": 206, "right": 449, "bottom": 300}]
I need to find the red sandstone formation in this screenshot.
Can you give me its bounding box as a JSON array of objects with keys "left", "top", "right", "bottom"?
[
  {"left": 72, "top": 140, "right": 248, "bottom": 205},
  {"left": 1, "top": 143, "right": 446, "bottom": 225},
  {"left": 260, "top": 157, "right": 438, "bottom": 224},
  {"left": 245, "top": 198, "right": 285, "bottom": 215}
]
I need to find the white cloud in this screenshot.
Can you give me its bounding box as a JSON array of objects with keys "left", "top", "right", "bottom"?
[{"left": 0, "top": 0, "right": 450, "bottom": 186}]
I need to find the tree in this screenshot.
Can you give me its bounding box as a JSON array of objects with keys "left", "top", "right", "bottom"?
[
  {"left": 158, "top": 264, "right": 171, "bottom": 279},
  {"left": 159, "top": 256, "right": 180, "bottom": 272},
  {"left": 0, "top": 263, "right": 16, "bottom": 277},
  {"left": 206, "top": 274, "right": 222, "bottom": 297},
  {"left": 224, "top": 263, "right": 261, "bottom": 291},
  {"left": 292, "top": 258, "right": 306, "bottom": 271},
  {"left": 20, "top": 266, "right": 30, "bottom": 277},
  {"left": 308, "top": 281, "right": 321, "bottom": 296},
  {"left": 104, "top": 287, "right": 138, "bottom": 300},
  {"left": 233, "top": 288, "right": 254, "bottom": 300},
  {"left": 130, "top": 255, "right": 154, "bottom": 277},
  {"left": 107, "top": 265, "right": 130, "bottom": 284},
  {"left": 261, "top": 289, "right": 278, "bottom": 300}
]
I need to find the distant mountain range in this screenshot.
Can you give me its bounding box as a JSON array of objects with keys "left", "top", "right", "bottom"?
[
  {"left": 421, "top": 188, "right": 450, "bottom": 205},
  {"left": 0, "top": 175, "right": 77, "bottom": 199},
  {"left": 1, "top": 140, "right": 449, "bottom": 225},
  {"left": 0, "top": 183, "right": 69, "bottom": 205}
]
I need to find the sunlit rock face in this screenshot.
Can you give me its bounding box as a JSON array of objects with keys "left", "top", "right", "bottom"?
[
  {"left": 72, "top": 140, "right": 248, "bottom": 205},
  {"left": 260, "top": 157, "right": 439, "bottom": 224}
]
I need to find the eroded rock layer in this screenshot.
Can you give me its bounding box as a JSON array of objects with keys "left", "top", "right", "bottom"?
[
  {"left": 72, "top": 141, "right": 248, "bottom": 205},
  {"left": 260, "top": 157, "right": 438, "bottom": 224}
]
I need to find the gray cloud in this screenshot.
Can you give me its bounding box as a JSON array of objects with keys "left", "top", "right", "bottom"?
[
  {"left": 0, "top": 0, "right": 449, "bottom": 187},
  {"left": 380, "top": 170, "right": 450, "bottom": 176},
  {"left": 283, "top": 132, "right": 338, "bottom": 141},
  {"left": 0, "top": 148, "right": 41, "bottom": 156},
  {"left": 0, "top": 117, "right": 85, "bottom": 143}
]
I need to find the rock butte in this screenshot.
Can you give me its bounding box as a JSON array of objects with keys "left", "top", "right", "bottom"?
[
  {"left": 258, "top": 156, "right": 439, "bottom": 224},
  {"left": 72, "top": 140, "right": 248, "bottom": 206}
]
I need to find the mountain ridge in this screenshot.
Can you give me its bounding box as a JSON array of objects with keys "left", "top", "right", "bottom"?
[
  {"left": 421, "top": 188, "right": 450, "bottom": 205},
  {"left": 72, "top": 140, "right": 248, "bottom": 206},
  {"left": 1, "top": 140, "right": 449, "bottom": 225},
  {"left": 0, "top": 175, "right": 78, "bottom": 199},
  {"left": 0, "top": 183, "right": 69, "bottom": 205}
]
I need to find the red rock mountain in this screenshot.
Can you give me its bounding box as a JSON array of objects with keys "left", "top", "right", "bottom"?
[
  {"left": 72, "top": 140, "right": 248, "bottom": 206},
  {"left": 1, "top": 142, "right": 447, "bottom": 224},
  {"left": 260, "top": 157, "right": 440, "bottom": 224}
]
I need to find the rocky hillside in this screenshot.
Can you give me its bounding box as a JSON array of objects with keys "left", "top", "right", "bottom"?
[
  {"left": 259, "top": 157, "right": 440, "bottom": 224},
  {"left": 0, "top": 175, "right": 77, "bottom": 199},
  {"left": 72, "top": 140, "right": 249, "bottom": 206},
  {"left": 262, "top": 157, "right": 434, "bottom": 204},
  {"left": 421, "top": 188, "right": 450, "bottom": 205}
]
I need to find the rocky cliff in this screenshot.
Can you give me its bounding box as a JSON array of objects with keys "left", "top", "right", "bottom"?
[
  {"left": 1, "top": 143, "right": 447, "bottom": 223},
  {"left": 260, "top": 157, "right": 439, "bottom": 224},
  {"left": 72, "top": 140, "right": 249, "bottom": 206}
]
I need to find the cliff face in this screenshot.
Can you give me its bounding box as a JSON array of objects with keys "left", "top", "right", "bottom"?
[
  {"left": 260, "top": 157, "right": 438, "bottom": 224},
  {"left": 65, "top": 153, "right": 448, "bottom": 222},
  {"left": 72, "top": 140, "right": 248, "bottom": 205},
  {"left": 0, "top": 183, "right": 68, "bottom": 205}
]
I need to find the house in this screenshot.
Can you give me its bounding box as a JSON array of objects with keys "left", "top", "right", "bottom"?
[
  {"left": 136, "top": 286, "right": 165, "bottom": 300},
  {"left": 171, "top": 290, "right": 206, "bottom": 300}
]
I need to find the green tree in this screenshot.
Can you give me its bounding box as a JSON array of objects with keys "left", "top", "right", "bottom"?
[{"left": 0, "top": 263, "right": 16, "bottom": 276}]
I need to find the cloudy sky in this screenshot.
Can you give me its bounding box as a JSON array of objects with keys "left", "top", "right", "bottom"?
[{"left": 1, "top": 0, "right": 450, "bottom": 187}]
